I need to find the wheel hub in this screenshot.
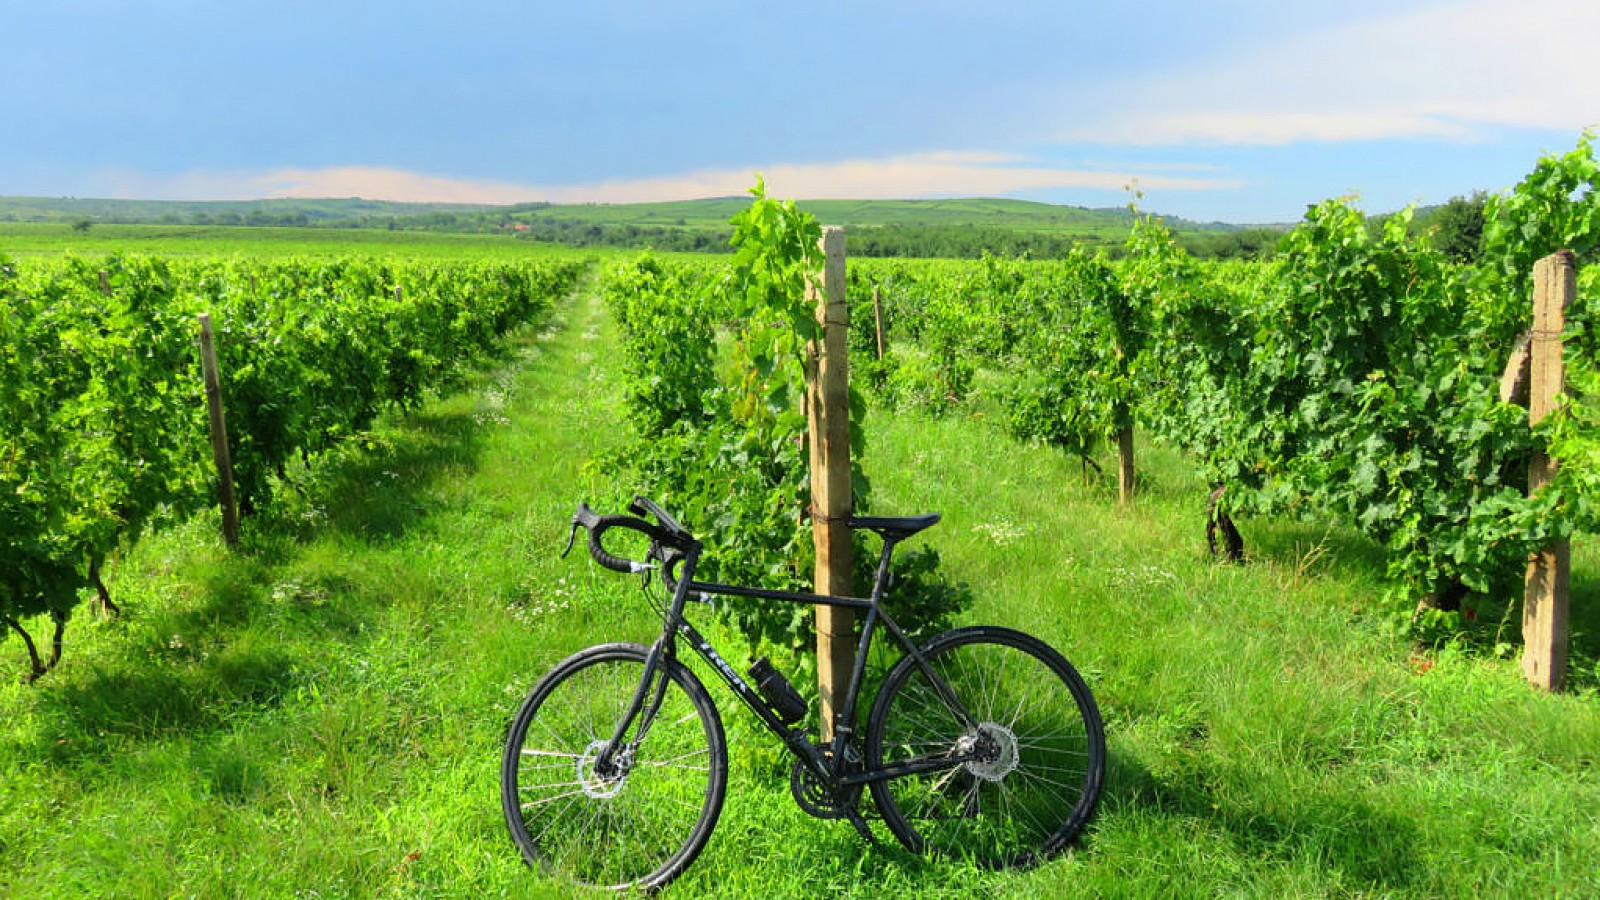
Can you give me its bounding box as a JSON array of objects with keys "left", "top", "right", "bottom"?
[
  {"left": 577, "top": 740, "right": 631, "bottom": 798},
  {"left": 960, "top": 722, "right": 1019, "bottom": 783}
]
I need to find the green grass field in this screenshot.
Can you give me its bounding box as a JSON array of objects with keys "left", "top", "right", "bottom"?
[
  {"left": 518, "top": 196, "right": 1152, "bottom": 233},
  {"left": 0, "top": 222, "right": 584, "bottom": 258},
  {"left": 3, "top": 262, "right": 1599, "bottom": 897}
]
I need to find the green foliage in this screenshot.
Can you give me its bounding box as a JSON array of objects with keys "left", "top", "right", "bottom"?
[
  {"left": 597, "top": 183, "right": 973, "bottom": 651},
  {"left": 854, "top": 135, "right": 1600, "bottom": 634},
  {"left": 1483, "top": 134, "right": 1600, "bottom": 279},
  {"left": 879, "top": 345, "right": 972, "bottom": 417},
  {"left": 999, "top": 244, "right": 1147, "bottom": 461},
  {"left": 873, "top": 544, "right": 972, "bottom": 642},
  {"left": 190, "top": 256, "right": 582, "bottom": 512},
  {"left": 593, "top": 184, "right": 828, "bottom": 648},
  {"left": 1132, "top": 136, "right": 1600, "bottom": 619},
  {"left": 849, "top": 255, "right": 1038, "bottom": 417},
  {"left": 5, "top": 228, "right": 1600, "bottom": 899},
  {"left": 1419, "top": 192, "right": 1487, "bottom": 263},
  {"left": 1488, "top": 135, "right": 1600, "bottom": 549},
  {"left": 600, "top": 253, "right": 718, "bottom": 436},
  {"left": 725, "top": 179, "right": 826, "bottom": 451},
  {"left": 1, "top": 252, "right": 583, "bottom": 678},
  {"left": 0, "top": 255, "right": 208, "bottom": 677},
  {"left": 1135, "top": 200, "right": 1545, "bottom": 607}
]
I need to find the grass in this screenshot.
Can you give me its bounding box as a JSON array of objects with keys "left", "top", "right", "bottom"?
[
  {"left": 4, "top": 272, "right": 1600, "bottom": 897},
  {"left": 0, "top": 222, "right": 604, "bottom": 258},
  {"left": 518, "top": 197, "right": 1157, "bottom": 233},
  {"left": 864, "top": 416, "right": 1600, "bottom": 896}
]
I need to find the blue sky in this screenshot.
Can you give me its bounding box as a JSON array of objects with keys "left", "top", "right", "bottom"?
[{"left": 2, "top": 0, "right": 1595, "bottom": 222}]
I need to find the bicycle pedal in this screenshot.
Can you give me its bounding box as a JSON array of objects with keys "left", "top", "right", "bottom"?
[{"left": 845, "top": 808, "right": 878, "bottom": 846}]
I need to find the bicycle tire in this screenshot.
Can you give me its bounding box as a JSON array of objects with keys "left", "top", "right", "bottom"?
[
  {"left": 501, "top": 642, "right": 728, "bottom": 891},
  {"left": 865, "top": 626, "right": 1105, "bottom": 867}
]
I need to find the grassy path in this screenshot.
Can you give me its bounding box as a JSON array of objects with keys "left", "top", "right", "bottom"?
[{"left": 4, "top": 273, "right": 1600, "bottom": 898}]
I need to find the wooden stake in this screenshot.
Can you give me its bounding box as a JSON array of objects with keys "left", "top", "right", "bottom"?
[
  {"left": 872, "top": 285, "right": 887, "bottom": 361},
  {"left": 1116, "top": 425, "right": 1135, "bottom": 506},
  {"left": 198, "top": 313, "right": 240, "bottom": 548},
  {"left": 1522, "top": 250, "right": 1574, "bottom": 691},
  {"left": 98, "top": 269, "right": 111, "bottom": 296},
  {"left": 808, "top": 227, "right": 854, "bottom": 741}
]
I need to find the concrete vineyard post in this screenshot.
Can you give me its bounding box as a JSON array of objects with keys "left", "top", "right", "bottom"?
[
  {"left": 1522, "top": 250, "right": 1574, "bottom": 691},
  {"left": 808, "top": 227, "right": 854, "bottom": 741},
  {"left": 197, "top": 314, "right": 240, "bottom": 548}
]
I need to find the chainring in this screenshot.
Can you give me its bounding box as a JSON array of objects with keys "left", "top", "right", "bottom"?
[{"left": 790, "top": 747, "right": 862, "bottom": 820}]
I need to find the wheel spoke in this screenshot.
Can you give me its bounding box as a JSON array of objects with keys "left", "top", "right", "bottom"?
[
  {"left": 501, "top": 646, "right": 725, "bottom": 890},
  {"left": 868, "top": 629, "right": 1104, "bottom": 868}
]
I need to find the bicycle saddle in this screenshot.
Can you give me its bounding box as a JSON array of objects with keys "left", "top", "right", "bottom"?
[{"left": 847, "top": 513, "right": 941, "bottom": 541}]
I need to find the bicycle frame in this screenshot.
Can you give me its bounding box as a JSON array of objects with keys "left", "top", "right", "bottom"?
[{"left": 600, "top": 534, "right": 982, "bottom": 794}]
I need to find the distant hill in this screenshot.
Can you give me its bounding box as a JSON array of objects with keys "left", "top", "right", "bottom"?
[
  {"left": 0, "top": 196, "right": 498, "bottom": 225},
  {"left": 514, "top": 197, "right": 1238, "bottom": 234},
  {"left": 0, "top": 195, "right": 1239, "bottom": 232},
  {"left": 0, "top": 195, "right": 1281, "bottom": 259}
]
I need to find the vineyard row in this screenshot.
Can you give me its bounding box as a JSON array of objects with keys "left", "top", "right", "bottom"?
[
  {"left": 1, "top": 252, "right": 586, "bottom": 680},
  {"left": 597, "top": 139, "right": 1600, "bottom": 687}
]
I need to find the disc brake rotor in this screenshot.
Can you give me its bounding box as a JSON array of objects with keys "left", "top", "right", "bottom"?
[
  {"left": 961, "top": 722, "right": 1020, "bottom": 783},
  {"left": 577, "top": 740, "right": 629, "bottom": 799}
]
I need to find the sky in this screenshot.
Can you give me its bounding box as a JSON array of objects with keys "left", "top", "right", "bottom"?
[{"left": 2, "top": 0, "right": 1596, "bottom": 223}]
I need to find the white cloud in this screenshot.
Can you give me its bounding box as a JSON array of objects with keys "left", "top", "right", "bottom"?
[
  {"left": 1067, "top": 0, "right": 1600, "bottom": 146},
  {"left": 546, "top": 152, "right": 1239, "bottom": 203},
  {"left": 250, "top": 168, "right": 538, "bottom": 205},
  {"left": 94, "top": 152, "right": 1242, "bottom": 204}
]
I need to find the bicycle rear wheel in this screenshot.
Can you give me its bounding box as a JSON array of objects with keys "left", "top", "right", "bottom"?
[
  {"left": 501, "top": 642, "right": 727, "bottom": 891},
  {"left": 865, "top": 626, "right": 1105, "bottom": 867}
]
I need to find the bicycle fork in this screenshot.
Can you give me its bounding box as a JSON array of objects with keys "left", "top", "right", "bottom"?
[{"left": 589, "top": 640, "right": 673, "bottom": 782}]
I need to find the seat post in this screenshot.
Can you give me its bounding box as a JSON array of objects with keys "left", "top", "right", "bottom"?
[{"left": 869, "top": 535, "right": 898, "bottom": 604}]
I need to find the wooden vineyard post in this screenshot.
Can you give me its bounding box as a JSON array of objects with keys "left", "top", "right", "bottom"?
[
  {"left": 873, "top": 285, "right": 887, "bottom": 361},
  {"left": 1116, "top": 426, "right": 1135, "bottom": 506},
  {"left": 808, "top": 227, "right": 854, "bottom": 741},
  {"left": 98, "top": 269, "right": 110, "bottom": 296},
  {"left": 1523, "top": 251, "right": 1575, "bottom": 691},
  {"left": 197, "top": 314, "right": 240, "bottom": 548}
]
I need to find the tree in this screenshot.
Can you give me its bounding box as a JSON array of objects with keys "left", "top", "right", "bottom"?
[{"left": 1426, "top": 192, "right": 1487, "bottom": 263}]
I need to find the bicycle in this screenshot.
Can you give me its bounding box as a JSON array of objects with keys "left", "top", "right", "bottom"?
[{"left": 500, "top": 496, "right": 1106, "bottom": 891}]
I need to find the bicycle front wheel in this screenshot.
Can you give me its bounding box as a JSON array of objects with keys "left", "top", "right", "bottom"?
[
  {"left": 500, "top": 642, "right": 727, "bottom": 891},
  {"left": 865, "top": 626, "right": 1105, "bottom": 867}
]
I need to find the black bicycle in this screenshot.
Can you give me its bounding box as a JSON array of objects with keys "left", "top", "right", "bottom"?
[{"left": 500, "top": 496, "right": 1105, "bottom": 891}]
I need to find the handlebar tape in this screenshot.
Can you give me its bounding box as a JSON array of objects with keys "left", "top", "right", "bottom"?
[{"left": 573, "top": 502, "right": 667, "bottom": 573}]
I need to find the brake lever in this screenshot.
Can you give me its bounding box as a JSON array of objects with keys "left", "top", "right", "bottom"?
[{"left": 560, "top": 522, "right": 579, "bottom": 559}]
